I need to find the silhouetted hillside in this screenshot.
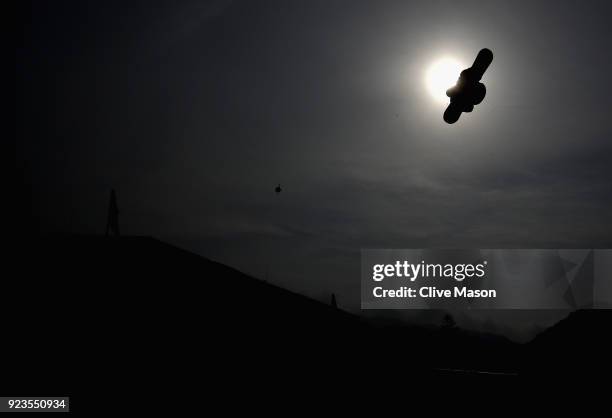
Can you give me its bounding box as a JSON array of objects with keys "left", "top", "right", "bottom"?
[
  {"left": 7, "top": 236, "right": 609, "bottom": 411},
  {"left": 7, "top": 238, "right": 364, "bottom": 364},
  {"left": 526, "top": 309, "right": 612, "bottom": 378},
  {"left": 6, "top": 236, "right": 377, "bottom": 411}
]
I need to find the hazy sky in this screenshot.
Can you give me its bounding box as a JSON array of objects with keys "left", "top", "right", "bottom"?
[{"left": 17, "top": 0, "right": 612, "bottom": 339}]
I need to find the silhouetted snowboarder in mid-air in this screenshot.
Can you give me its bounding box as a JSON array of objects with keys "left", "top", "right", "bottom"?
[
  {"left": 105, "top": 189, "right": 120, "bottom": 236},
  {"left": 275, "top": 184, "right": 282, "bottom": 194},
  {"left": 444, "top": 48, "right": 493, "bottom": 124}
]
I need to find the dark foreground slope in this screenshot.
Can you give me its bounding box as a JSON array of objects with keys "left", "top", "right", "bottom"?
[
  {"left": 5, "top": 236, "right": 385, "bottom": 412},
  {"left": 4, "top": 236, "right": 608, "bottom": 411},
  {"left": 6, "top": 237, "right": 367, "bottom": 392},
  {"left": 526, "top": 309, "right": 612, "bottom": 378}
]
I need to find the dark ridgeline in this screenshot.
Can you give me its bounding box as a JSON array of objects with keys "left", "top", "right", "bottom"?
[
  {"left": 5, "top": 236, "right": 368, "bottom": 412},
  {"left": 4, "top": 236, "right": 610, "bottom": 411},
  {"left": 444, "top": 48, "right": 493, "bottom": 124}
]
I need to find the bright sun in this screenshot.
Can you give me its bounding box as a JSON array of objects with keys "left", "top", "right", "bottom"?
[{"left": 426, "top": 57, "right": 465, "bottom": 103}]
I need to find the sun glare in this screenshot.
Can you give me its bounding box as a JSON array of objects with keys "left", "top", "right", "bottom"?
[{"left": 426, "top": 57, "right": 465, "bottom": 103}]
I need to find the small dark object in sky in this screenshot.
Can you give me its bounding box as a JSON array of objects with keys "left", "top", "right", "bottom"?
[
  {"left": 105, "top": 189, "right": 120, "bottom": 236},
  {"left": 275, "top": 184, "right": 282, "bottom": 194},
  {"left": 443, "top": 48, "right": 493, "bottom": 124}
]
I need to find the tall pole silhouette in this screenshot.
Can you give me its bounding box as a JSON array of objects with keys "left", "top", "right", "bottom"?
[
  {"left": 105, "top": 189, "right": 120, "bottom": 236},
  {"left": 331, "top": 293, "right": 338, "bottom": 309}
]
